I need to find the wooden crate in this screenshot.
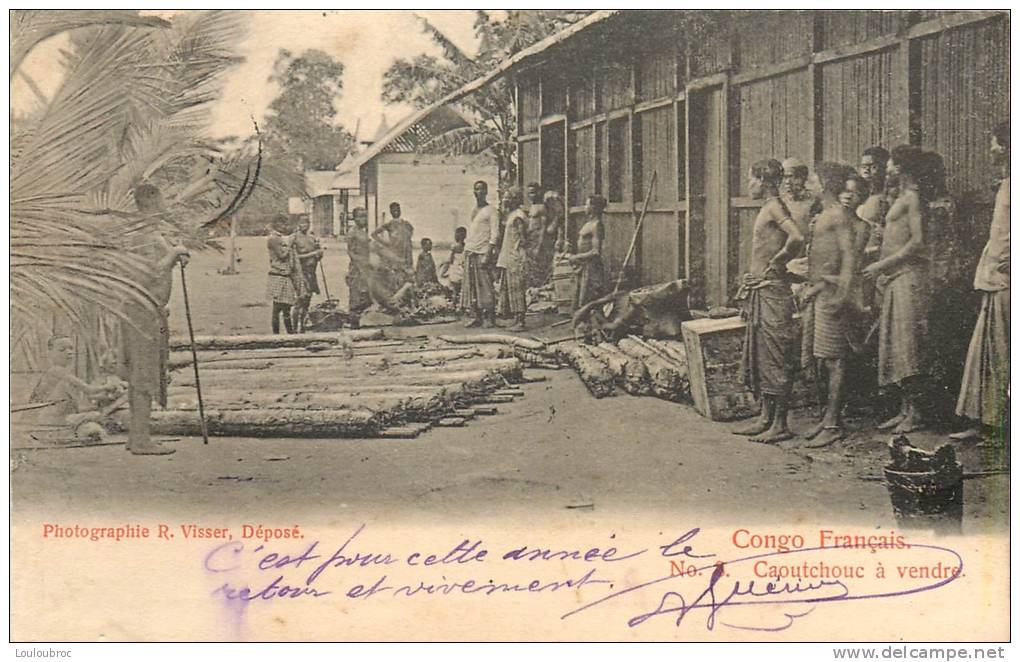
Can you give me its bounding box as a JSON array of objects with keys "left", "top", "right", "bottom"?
[
  {"left": 682, "top": 317, "right": 757, "bottom": 421},
  {"left": 682, "top": 316, "right": 817, "bottom": 421}
]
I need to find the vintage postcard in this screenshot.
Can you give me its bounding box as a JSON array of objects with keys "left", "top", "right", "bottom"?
[{"left": 8, "top": 8, "right": 1011, "bottom": 648}]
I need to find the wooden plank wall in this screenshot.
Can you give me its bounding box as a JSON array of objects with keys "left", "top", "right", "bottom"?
[
  {"left": 638, "top": 106, "right": 678, "bottom": 285},
  {"left": 519, "top": 74, "right": 541, "bottom": 135},
  {"left": 515, "top": 10, "right": 1008, "bottom": 305},
  {"left": 916, "top": 17, "right": 1010, "bottom": 195},
  {"left": 819, "top": 49, "right": 906, "bottom": 161},
  {"left": 519, "top": 140, "right": 540, "bottom": 191}
]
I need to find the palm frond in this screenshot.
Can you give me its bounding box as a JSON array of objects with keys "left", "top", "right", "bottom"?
[
  {"left": 414, "top": 13, "right": 475, "bottom": 68},
  {"left": 10, "top": 9, "right": 169, "bottom": 78}
]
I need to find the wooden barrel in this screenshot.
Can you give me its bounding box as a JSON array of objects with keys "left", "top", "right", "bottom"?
[{"left": 551, "top": 260, "right": 575, "bottom": 314}]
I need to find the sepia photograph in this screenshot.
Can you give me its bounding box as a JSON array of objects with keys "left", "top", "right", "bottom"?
[{"left": 7, "top": 8, "right": 1011, "bottom": 648}]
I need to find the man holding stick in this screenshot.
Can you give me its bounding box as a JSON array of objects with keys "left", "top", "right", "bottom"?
[{"left": 121, "top": 184, "right": 190, "bottom": 455}]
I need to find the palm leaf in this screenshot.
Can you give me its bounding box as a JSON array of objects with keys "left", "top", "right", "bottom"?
[
  {"left": 414, "top": 13, "right": 475, "bottom": 68},
  {"left": 10, "top": 9, "right": 169, "bottom": 78}
]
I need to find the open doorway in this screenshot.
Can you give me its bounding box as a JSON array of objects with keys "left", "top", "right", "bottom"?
[{"left": 539, "top": 120, "right": 566, "bottom": 196}]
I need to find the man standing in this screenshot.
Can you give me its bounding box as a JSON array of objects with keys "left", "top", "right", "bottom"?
[
  {"left": 346, "top": 208, "right": 372, "bottom": 329},
  {"left": 857, "top": 146, "right": 891, "bottom": 261},
  {"left": 496, "top": 187, "right": 530, "bottom": 331},
  {"left": 122, "top": 184, "right": 190, "bottom": 455},
  {"left": 798, "top": 163, "right": 859, "bottom": 448},
  {"left": 372, "top": 202, "right": 414, "bottom": 271},
  {"left": 781, "top": 157, "right": 816, "bottom": 241},
  {"left": 862, "top": 145, "right": 930, "bottom": 433},
  {"left": 460, "top": 181, "right": 499, "bottom": 327},
  {"left": 735, "top": 159, "right": 804, "bottom": 443},
  {"left": 952, "top": 121, "right": 1010, "bottom": 442}
]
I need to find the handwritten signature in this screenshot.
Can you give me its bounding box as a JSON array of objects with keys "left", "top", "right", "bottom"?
[{"left": 561, "top": 541, "right": 964, "bottom": 632}]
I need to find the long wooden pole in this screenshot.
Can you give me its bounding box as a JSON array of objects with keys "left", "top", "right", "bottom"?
[
  {"left": 319, "top": 259, "right": 332, "bottom": 301},
  {"left": 614, "top": 170, "right": 658, "bottom": 293},
  {"left": 179, "top": 263, "right": 209, "bottom": 444}
]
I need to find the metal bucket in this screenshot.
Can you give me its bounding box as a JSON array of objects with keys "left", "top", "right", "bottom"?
[{"left": 884, "top": 464, "right": 963, "bottom": 534}]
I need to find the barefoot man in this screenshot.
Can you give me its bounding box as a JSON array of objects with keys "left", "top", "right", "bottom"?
[
  {"left": 862, "top": 145, "right": 930, "bottom": 433},
  {"left": 122, "top": 184, "right": 190, "bottom": 455},
  {"left": 736, "top": 159, "right": 805, "bottom": 443},
  {"left": 799, "top": 163, "right": 859, "bottom": 448},
  {"left": 460, "top": 181, "right": 499, "bottom": 328},
  {"left": 781, "top": 157, "right": 817, "bottom": 242},
  {"left": 952, "top": 121, "right": 1010, "bottom": 442}
]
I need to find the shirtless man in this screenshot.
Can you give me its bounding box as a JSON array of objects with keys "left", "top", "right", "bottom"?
[
  {"left": 524, "top": 183, "right": 557, "bottom": 287},
  {"left": 735, "top": 159, "right": 804, "bottom": 443},
  {"left": 798, "top": 163, "right": 858, "bottom": 448},
  {"left": 372, "top": 202, "right": 414, "bottom": 271},
  {"left": 781, "top": 157, "right": 817, "bottom": 243},
  {"left": 862, "top": 145, "right": 930, "bottom": 433},
  {"left": 857, "top": 146, "right": 891, "bottom": 262},
  {"left": 122, "top": 184, "right": 190, "bottom": 455}
]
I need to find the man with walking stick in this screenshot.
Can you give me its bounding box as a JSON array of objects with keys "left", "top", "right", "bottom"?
[{"left": 121, "top": 184, "right": 191, "bottom": 455}]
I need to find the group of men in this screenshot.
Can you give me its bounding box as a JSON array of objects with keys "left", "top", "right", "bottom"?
[
  {"left": 738, "top": 123, "right": 1010, "bottom": 449},
  {"left": 392, "top": 180, "right": 563, "bottom": 331}
]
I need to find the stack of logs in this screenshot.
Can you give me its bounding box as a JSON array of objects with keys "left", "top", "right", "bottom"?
[
  {"left": 153, "top": 331, "right": 556, "bottom": 439},
  {"left": 558, "top": 336, "right": 690, "bottom": 402}
]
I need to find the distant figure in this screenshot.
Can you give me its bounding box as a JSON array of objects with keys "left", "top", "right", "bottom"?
[
  {"left": 798, "top": 163, "right": 858, "bottom": 448},
  {"left": 291, "top": 214, "right": 324, "bottom": 333},
  {"left": 439, "top": 226, "right": 467, "bottom": 303},
  {"left": 345, "top": 209, "right": 372, "bottom": 329},
  {"left": 566, "top": 195, "right": 607, "bottom": 310},
  {"left": 460, "top": 181, "right": 498, "bottom": 327},
  {"left": 496, "top": 187, "right": 530, "bottom": 331},
  {"left": 266, "top": 215, "right": 301, "bottom": 334},
  {"left": 121, "top": 184, "right": 190, "bottom": 455},
  {"left": 415, "top": 237, "right": 442, "bottom": 295},
  {"left": 862, "top": 145, "right": 930, "bottom": 433},
  {"left": 373, "top": 202, "right": 414, "bottom": 271},
  {"left": 952, "top": 121, "right": 1010, "bottom": 442},
  {"left": 781, "top": 157, "right": 817, "bottom": 243},
  {"left": 735, "top": 159, "right": 804, "bottom": 444}
]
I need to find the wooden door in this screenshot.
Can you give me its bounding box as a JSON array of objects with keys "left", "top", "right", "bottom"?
[
  {"left": 687, "top": 84, "right": 728, "bottom": 307},
  {"left": 539, "top": 119, "right": 567, "bottom": 196}
]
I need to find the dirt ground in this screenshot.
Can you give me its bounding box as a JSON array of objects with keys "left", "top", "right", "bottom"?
[{"left": 10, "top": 237, "right": 1009, "bottom": 532}]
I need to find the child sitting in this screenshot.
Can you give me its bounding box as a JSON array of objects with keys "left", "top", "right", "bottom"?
[{"left": 414, "top": 237, "right": 444, "bottom": 296}]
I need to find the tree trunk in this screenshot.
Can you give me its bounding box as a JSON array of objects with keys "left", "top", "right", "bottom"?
[
  {"left": 438, "top": 334, "right": 546, "bottom": 351},
  {"left": 168, "top": 346, "right": 501, "bottom": 370},
  {"left": 150, "top": 408, "right": 383, "bottom": 438},
  {"left": 616, "top": 337, "right": 689, "bottom": 402},
  {"left": 169, "top": 363, "right": 522, "bottom": 391},
  {"left": 644, "top": 338, "right": 689, "bottom": 368},
  {"left": 560, "top": 343, "right": 615, "bottom": 398},
  {"left": 590, "top": 342, "right": 652, "bottom": 396},
  {"left": 167, "top": 329, "right": 383, "bottom": 352}
]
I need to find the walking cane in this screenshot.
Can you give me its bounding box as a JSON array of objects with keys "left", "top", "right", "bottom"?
[
  {"left": 614, "top": 170, "right": 658, "bottom": 293},
  {"left": 179, "top": 262, "right": 209, "bottom": 445},
  {"left": 319, "top": 260, "right": 332, "bottom": 301}
]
